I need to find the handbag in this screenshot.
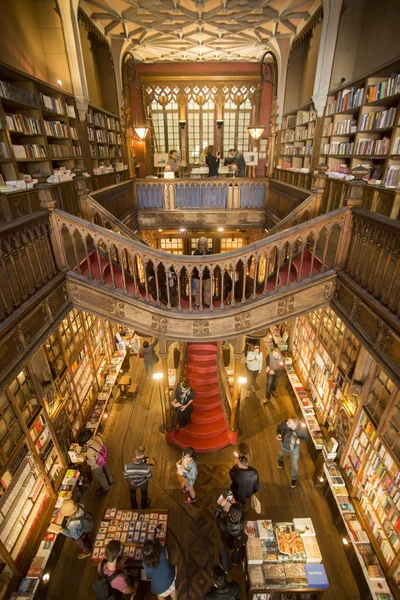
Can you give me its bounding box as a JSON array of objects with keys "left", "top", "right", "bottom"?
[
  {"left": 139, "top": 352, "right": 144, "bottom": 359},
  {"left": 250, "top": 494, "right": 262, "bottom": 514}
]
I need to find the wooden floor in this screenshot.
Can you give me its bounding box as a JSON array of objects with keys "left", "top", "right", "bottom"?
[{"left": 45, "top": 351, "right": 361, "bottom": 600}]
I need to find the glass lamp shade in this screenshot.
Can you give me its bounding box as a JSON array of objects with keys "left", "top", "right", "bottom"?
[
  {"left": 134, "top": 126, "right": 149, "bottom": 141},
  {"left": 248, "top": 125, "right": 266, "bottom": 140}
]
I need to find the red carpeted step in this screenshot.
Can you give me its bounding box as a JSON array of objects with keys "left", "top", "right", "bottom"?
[
  {"left": 187, "top": 343, "right": 217, "bottom": 353},
  {"left": 181, "top": 416, "right": 227, "bottom": 437},
  {"left": 192, "top": 395, "right": 222, "bottom": 410},
  {"left": 187, "top": 351, "right": 217, "bottom": 362},
  {"left": 189, "top": 383, "right": 219, "bottom": 396},
  {"left": 187, "top": 361, "right": 217, "bottom": 374},
  {"left": 192, "top": 406, "right": 225, "bottom": 424},
  {"left": 170, "top": 429, "right": 232, "bottom": 452}
]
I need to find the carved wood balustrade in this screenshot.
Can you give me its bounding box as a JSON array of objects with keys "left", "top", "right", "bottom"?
[
  {"left": 266, "top": 180, "right": 311, "bottom": 226},
  {"left": 0, "top": 212, "right": 58, "bottom": 322},
  {"left": 52, "top": 207, "right": 348, "bottom": 314},
  {"left": 91, "top": 181, "right": 135, "bottom": 222}
]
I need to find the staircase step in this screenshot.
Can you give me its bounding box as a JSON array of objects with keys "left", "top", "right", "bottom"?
[
  {"left": 192, "top": 406, "right": 225, "bottom": 424},
  {"left": 189, "top": 384, "right": 219, "bottom": 397},
  {"left": 194, "top": 395, "right": 222, "bottom": 410},
  {"left": 170, "top": 429, "right": 231, "bottom": 452},
  {"left": 187, "top": 361, "right": 217, "bottom": 374},
  {"left": 180, "top": 417, "right": 227, "bottom": 437},
  {"left": 187, "top": 343, "right": 217, "bottom": 353},
  {"left": 187, "top": 351, "right": 217, "bottom": 362}
]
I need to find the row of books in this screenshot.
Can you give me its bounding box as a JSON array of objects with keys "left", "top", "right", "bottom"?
[
  {"left": 5, "top": 113, "right": 41, "bottom": 135},
  {"left": 38, "top": 91, "right": 64, "bottom": 115},
  {"left": 0, "top": 143, "right": 10, "bottom": 159},
  {"left": 12, "top": 144, "right": 46, "bottom": 159},
  {"left": 336, "top": 87, "right": 364, "bottom": 112},
  {"left": 98, "top": 145, "right": 110, "bottom": 158},
  {"left": 107, "top": 132, "right": 122, "bottom": 144},
  {"left": 0, "top": 80, "right": 37, "bottom": 107},
  {"left": 329, "top": 118, "right": 357, "bottom": 136},
  {"left": 286, "top": 116, "right": 296, "bottom": 129},
  {"left": 366, "top": 75, "right": 400, "bottom": 103},
  {"left": 321, "top": 141, "right": 354, "bottom": 156},
  {"left": 94, "top": 112, "right": 106, "bottom": 128},
  {"left": 72, "top": 145, "right": 82, "bottom": 157},
  {"left": 392, "top": 137, "right": 400, "bottom": 155},
  {"left": 359, "top": 108, "right": 397, "bottom": 132},
  {"left": 354, "top": 137, "right": 391, "bottom": 156},
  {"left": 49, "top": 144, "right": 71, "bottom": 158},
  {"left": 248, "top": 562, "right": 328, "bottom": 590},
  {"left": 383, "top": 165, "right": 400, "bottom": 187},
  {"left": 107, "top": 117, "right": 120, "bottom": 131},
  {"left": 296, "top": 109, "right": 316, "bottom": 125},
  {"left": 44, "top": 120, "right": 69, "bottom": 138},
  {"left": 110, "top": 147, "right": 123, "bottom": 158},
  {"left": 284, "top": 146, "right": 305, "bottom": 156},
  {"left": 96, "top": 130, "right": 108, "bottom": 143},
  {"left": 88, "top": 127, "right": 95, "bottom": 141}
]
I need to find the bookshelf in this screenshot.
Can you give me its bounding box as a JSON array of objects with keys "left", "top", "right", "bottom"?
[
  {"left": 320, "top": 72, "right": 400, "bottom": 187},
  {"left": 277, "top": 103, "right": 317, "bottom": 174},
  {"left": 0, "top": 65, "right": 126, "bottom": 189},
  {"left": 29, "top": 414, "right": 62, "bottom": 489}
]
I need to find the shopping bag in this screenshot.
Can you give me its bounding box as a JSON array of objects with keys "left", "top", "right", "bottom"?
[{"left": 250, "top": 494, "right": 262, "bottom": 514}]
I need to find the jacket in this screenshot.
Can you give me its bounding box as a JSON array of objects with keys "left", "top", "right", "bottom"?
[
  {"left": 216, "top": 511, "right": 248, "bottom": 549},
  {"left": 205, "top": 581, "right": 242, "bottom": 600},
  {"left": 86, "top": 433, "right": 107, "bottom": 470},
  {"left": 177, "top": 458, "right": 198, "bottom": 487},
  {"left": 277, "top": 421, "right": 308, "bottom": 449},
  {"left": 266, "top": 351, "right": 285, "bottom": 374},
  {"left": 167, "top": 157, "right": 180, "bottom": 176},
  {"left": 61, "top": 505, "right": 93, "bottom": 541},
  {"left": 143, "top": 542, "right": 176, "bottom": 595},
  {"left": 229, "top": 464, "right": 259, "bottom": 504},
  {"left": 206, "top": 154, "right": 220, "bottom": 177},
  {"left": 233, "top": 151, "right": 246, "bottom": 177},
  {"left": 124, "top": 459, "right": 152, "bottom": 488},
  {"left": 175, "top": 386, "right": 194, "bottom": 408},
  {"left": 246, "top": 351, "right": 263, "bottom": 372},
  {"left": 140, "top": 338, "right": 159, "bottom": 366},
  {"left": 193, "top": 248, "right": 213, "bottom": 279}
]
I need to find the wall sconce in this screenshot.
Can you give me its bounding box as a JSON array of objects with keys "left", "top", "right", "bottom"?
[
  {"left": 179, "top": 120, "right": 186, "bottom": 130},
  {"left": 216, "top": 119, "right": 224, "bottom": 129},
  {"left": 57, "top": 80, "right": 62, "bottom": 89},
  {"left": 134, "top": 126, "right": 149, "bottom": 141}
]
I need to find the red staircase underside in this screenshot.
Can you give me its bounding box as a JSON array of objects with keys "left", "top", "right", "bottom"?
[
  {"left": 165, "top": 343, "right": 236, "bottom": 452},
  {"left": 78, "top": 250, "right": 322, "bottom": 308}
]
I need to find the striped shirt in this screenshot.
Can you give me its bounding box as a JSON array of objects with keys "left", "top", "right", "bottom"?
[{"left": 124, "top": 460, "right": 152, "bottom": 487}]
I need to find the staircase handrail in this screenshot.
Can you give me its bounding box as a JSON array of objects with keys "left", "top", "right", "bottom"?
[
  {"left": 171, "top": 342, "right": 188, "bottom": 401},
  {"left": 216, "top": 342, "right": 232, "bottom": 423},
  {"left": 53, "top": 205, "right": 349, "bottom": 266},
  {"left": 263, "top": 191, "right": 318, "bottom": 237},
  {"left": 81, "top": 194, "right": 147, "bottom": 245}
]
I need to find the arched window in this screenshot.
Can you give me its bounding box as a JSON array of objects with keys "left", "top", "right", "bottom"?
[
  {"left": 223, "top": 97, "right": 251, "bottom": 155},
  {"left": 187, "top": 90, "right": 215, "bottom": 164},
  {"left": 149, "top": 95, "right": 179, "bottom": 153}
]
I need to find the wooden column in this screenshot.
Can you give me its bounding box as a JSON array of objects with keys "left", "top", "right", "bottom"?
[
  {"left": 159, "top": 338, "right": 173, "bottom": 431},
  {"left": 229, "top": 335, "right": 245, "bottom": 432},
  {"left": 72, "top": 165, "right": 90, "bottom": 220},
  {"left": 311, "top": 163, "right": 328, "bottom": 217}
]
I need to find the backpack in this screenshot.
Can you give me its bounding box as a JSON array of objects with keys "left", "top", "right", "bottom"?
[
  {"left": 91, "top": 437, "right": 109, "bottom": 467},
  {"left": 92, "top": 560, "right": 124, "bottom": 600},
  {"left": 68, "top": 510, "right": 94, "bottom": 535}
]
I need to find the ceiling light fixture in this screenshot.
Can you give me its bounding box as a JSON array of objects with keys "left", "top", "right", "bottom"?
[
  {"left": 217, "top": 227, "right": 224, "bottom": 232},
  {"left": 134, "top": 126, "right": 149, "bottom": 141},
  {"left": 248, "top": 125, "right": 266, "bottom": 141}
]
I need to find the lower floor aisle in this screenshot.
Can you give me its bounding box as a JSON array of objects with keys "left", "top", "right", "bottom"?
[{"left": 45, "top": 352, "right": 361, "bottom": 600}]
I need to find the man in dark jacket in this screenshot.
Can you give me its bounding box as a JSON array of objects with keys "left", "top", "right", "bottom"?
[
  {"left": 215, "top": 504, "right": 247, "bottom": 573},
  {"left": 140, "top": 337, "right": 159, "bottom": 379},
  {"left": 229, "top": 455, "right": 259, "bottom": 505},
  {"left": 276, "top": 417, "right": 308, "bottom": 488},
  {"left": 205, "top": 565, "right": 242, "bottom": 599},
  {"left": 124, "top": 446, "right": 152, "bottom": 509},
  {"left": 263, "top": 344, "right": 285, "bottom": 404}
]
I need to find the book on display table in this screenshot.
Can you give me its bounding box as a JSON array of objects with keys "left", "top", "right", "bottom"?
[{"left": 246, "top": 516, "right": 328, "bottom": 598}]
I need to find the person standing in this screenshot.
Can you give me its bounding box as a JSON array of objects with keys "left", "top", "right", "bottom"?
[
  {"left": 140, "top": 337, "right": 159, "bottom": 379},
  {"left": 263, "top": 344, "right": 285, "bottom": 405},
  {"left": 78, "top": 429, "right": 113, "bottom": 495},
  {"left": 245, "top": 345, "right": 263, "bottom": 397},
  {"left": 205, "top": 565, "right": 242, "bottom": 600},
  {"left": 229, "top": 455, "right": 259, "bottom": 506},
  {"left": 143, "top": 526, "right": 177, "bottom": 600},
  {"left": 48, "top": 500, "right": 94, "bottom": 559},
  {"left": 94, "top": 540, "right": 137, "bottom": 598},
  {"left": 215, "top": 503, "right": 248, "bottom": 573},
  {"left": 206, "top": 145, "right": 220, "bottom": 178},
  {"left": 167, "top": 149, "right": 180, "bottom": 177},
  {"left": 176, "top": 447, "right": 198, "bottom": 504},
  {"left": 228, "top": 149, "right": 246, "bottom": 177},
  {"left": 276, "top": 417, "right": 308, "bottom": 488},
  {"left": 124, "top": 446, "right": 152, "bottom": 509},
  {"left": 192, "top": 237, "right": 213, "bottom": 308},
  {"left": 172, "top": 380, "right": 194, "bottom": 429}
]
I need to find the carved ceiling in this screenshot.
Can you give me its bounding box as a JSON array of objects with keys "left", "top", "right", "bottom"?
[{"left": 81, "top": 0, "right": 316, "bottom": 62}]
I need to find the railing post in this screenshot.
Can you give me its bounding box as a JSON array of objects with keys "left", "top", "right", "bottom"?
[
  {"left": 72, "top": 165, "right": 90, "bottom": 221},
  {"left": 159, "top": 339, "right": 173, "bottom": 432},
  {"left": 334, "top": 166, "right": 369, "bottom": 270},
  {"left": 229, "top": 336, "right": 245, "bottom": 432},
  {"left": 311, "top": 163, "right": 328, "bottom": 217},
  {"left": 390, "top": 189, "right": 400, "bottom": 220},
  {"left": 33, "top": 170, "right": 68, "bottom": 271}
]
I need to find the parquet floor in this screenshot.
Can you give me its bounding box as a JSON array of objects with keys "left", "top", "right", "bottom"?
[{"left": 45, "top": 351, "right": 361, "bottom": 600}]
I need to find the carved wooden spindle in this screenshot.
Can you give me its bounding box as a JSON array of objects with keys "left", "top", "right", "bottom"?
[
  {"left": 360, "top": 227, "right": 377, "bottom": 287},
  {"left": 274, "top": 247, "right": 282, "bottom": 291},
  {"left": 154, "top": 263, "right": 161, "bottom": 305},
  {"left": 368, "top": 231, "right": 385, "bottom": 295},
  {"left": 220, "top": 267, "right": 225, "bottom": 309},
  {"left": 177, "top": 268, "right": 182, "bottom": 312},
  {"left": 120, "top": 250, "right": 128, "bottom": 294},
  {"left": 376, "top": 233, "right": 393, "bottom": 299},
  {"left": 42, "top": 224, "right": 58, "bottom": 275},
  {"left": 82, "top": 238, "right": 93, "bottom": 280},
  {"left": 4, "top": 240, "right": 28, "bottom": 302},
  {"left": 165, "top": 267, "right": 171, "bottom": 310},
  {"left": 297, "top": 241, "right": 305, "bottom": 283},
  {"left": 0, "top": 252, "right": 19, "bottom": 308},
  {"left": 12, "top": 238, "right": 34, "bottom": 296},
  {"left": 320, "top": 227, "right": 332, "bottom": 273},
  {"left": 131, "top": 252, "right": 139, "bottom": 297},
  {"left": 70, "top": 232, "right": 81, "bottom": 274},
  {"left": 308, "top": 233, "right": 318, "bottom": 279},
  {"left": 209, "top": 267, "right": 215, "bottom": 311},
  {"left": 285, "top": 243, "right": 293, "bottom": 286},
  {"left": 143, "top": 260, "right": 150, "bottom": 302},
  {"left": 252, "top": 259, "right": 259, "bottom": 299},
  {"left": 263, "top": 253, "right": 271, "bottom": 294},
  {"left": 188, "top": 268, "right": 193, "bottom": 312},
  {"left": 384, "top": 251, "right": 400, "bottom": 309},
  {"left": 28, "top": 229, "right": 46, "bottom": 284},
  {"left": 311, "top": 163, "right": 328, "bottom": 216},
  {"left": 231, "top": 266, "right": 237, "bottom": 307},
  {"left": 0, "top": 273, "right": 11, "bottom": 316},
  {"left": 95, "top": 245, "right": 105, "bottom": 285},
  {"left": 241, "top": 262, "right": 247, "bottom": 304},
  {"left": 199, "top": 270, "right": 204, "bottom": 312},
  {"left": 355, "top": 223, "right": 373, "bottom": 284},
  {"left": 20, "top": 232, "right": 40, "bottom": 289}
]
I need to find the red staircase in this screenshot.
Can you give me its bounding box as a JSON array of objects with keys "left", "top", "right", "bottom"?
[{"left": 166, "top": 343, "right": 236, "bottom": 452}]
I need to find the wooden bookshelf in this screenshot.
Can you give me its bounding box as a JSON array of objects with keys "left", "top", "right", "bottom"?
[
  {"left": 87, "top": 105, "right": 123, "bottom": 170},
  {"left": 276, "top": 102, "right": 317, "bottom": 175}
]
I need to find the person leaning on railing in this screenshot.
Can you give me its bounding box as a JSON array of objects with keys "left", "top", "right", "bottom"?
[
  {"left": 192, "top": 237, "right": 213, "bottom": 308},
  {"left": 167, "top": 150, "right": 180, "bottom": 177}
]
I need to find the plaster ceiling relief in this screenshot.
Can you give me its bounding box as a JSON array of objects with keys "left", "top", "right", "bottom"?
[{"left": 81, "top": 0, "right": 315, "bottom": 62}]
